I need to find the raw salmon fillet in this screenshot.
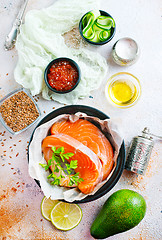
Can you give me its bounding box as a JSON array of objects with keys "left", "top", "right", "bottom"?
[
  {"left": 42, "top": 134, "right": 103, "bottom": 194},
  {"left": 51, "top": 119, "right": 114, "bottom": 180}
]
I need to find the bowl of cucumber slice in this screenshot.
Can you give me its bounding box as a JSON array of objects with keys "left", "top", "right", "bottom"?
[{"left": 79, "top": 10, "right": 116, "bottom": 45}]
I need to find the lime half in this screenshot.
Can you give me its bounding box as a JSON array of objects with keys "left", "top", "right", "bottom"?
[
  {"left": 50, "top": 202, "right": 82, "bottom": 231},
  {"left": 41, "top": 196, "right": 59, "bottom": 221}
]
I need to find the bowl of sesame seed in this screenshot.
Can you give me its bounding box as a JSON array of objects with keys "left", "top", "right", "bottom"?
[{"left": 0, "top": 88, "right": 41, "bottom": 135}]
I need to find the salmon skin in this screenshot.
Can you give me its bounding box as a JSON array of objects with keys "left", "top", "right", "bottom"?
[
  {"left": 50, "top": 119, "right": 114, "bottom": 180},
  {"left": 42, "top": 134, "right": 103, "bottom": 194}
]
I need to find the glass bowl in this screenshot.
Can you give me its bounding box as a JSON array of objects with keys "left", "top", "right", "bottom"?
[
  {"left": 105, "top": 72, "right": 141, "bottom": 109},
  {"left": 112, "top": 37, "right": 140, "bottom": 66},
  {"left": 0, "top": 88, "right": 41, "bottom": 135},
  {"left": 79, "top": 10, "right": 116, "bottom": 45}
]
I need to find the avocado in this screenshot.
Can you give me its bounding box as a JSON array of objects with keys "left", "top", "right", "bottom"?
[{"left": 90, "top": 189, "right": 146, "bottom": 239}]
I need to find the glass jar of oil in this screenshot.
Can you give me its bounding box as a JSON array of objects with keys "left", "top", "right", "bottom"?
[{"left": 105, "top": 72, "right": 141, "bottom": 108}]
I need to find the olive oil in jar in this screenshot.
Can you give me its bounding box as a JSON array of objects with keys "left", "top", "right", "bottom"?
[
  {"left": 108, "top": 79, "right": 137, "bottom": 107},
  {"left": 105, "top": 72, "right": 141, "bottom": 108}
]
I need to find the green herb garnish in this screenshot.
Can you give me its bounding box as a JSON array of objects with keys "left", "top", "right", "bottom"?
[{"left": 40, "top": 147, "right": 84, "bottom": 187}]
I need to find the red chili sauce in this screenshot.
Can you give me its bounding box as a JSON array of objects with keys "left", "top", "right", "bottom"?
[{"left": 47, "top": 60, "right": 79, "bottom": 91}]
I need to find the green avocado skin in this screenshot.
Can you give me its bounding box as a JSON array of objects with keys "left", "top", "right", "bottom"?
[{"left": 90, "top": 189, "right": 146, "bottom": 239}]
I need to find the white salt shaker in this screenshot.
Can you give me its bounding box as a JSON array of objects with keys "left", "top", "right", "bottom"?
[{"left": 112, "top": 37, "right": 140, "bottom": 66}]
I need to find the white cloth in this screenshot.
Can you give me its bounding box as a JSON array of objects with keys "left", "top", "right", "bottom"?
[{"left": 14, "top": 0, "right": 108, "bottom": 104}]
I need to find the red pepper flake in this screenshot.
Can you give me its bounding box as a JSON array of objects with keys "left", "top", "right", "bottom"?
[
  {"left": 2, "top": 164, "right": 5, "bottom": 166},
  {"left": 11, "top": 149, "right": 13, "bottom": 152},
  {"left": 10, "top": 136, "right": 12, "bottom": 139},
  {"left": 13, "top": 172, "right": 16, "bottom": 174},
  {"left": 8, "top": 163, "right": 11, "bottom": 165},
  {"left": 19, "top": 140, "right": 21, "bottom": 142},
  {"left": 3, "top": 131, "right": 6, "bottom": 134},
  {"left": 11, "top": 168, "right": 14, "bottom": 170},
  {"left": 40, "top": 219, "right": 43, "bottom": 222},
  {"left": 17, "top": 185, "right": 20, "bottom": 188},
  {"left": 13, "top": 144, "right": 16, "bottom": 146},
  {"left": 9, "top": 156, "right": 12, "bottom": 158},
  {"left": 0, "top": 132, "right": 2, "bottom": 135},
  {"left": 3, "top": 139, "right": 6, "bottom": 141},
  {"left": 0, "top": 194, "right": 6, "bottom": 200},
  {"left": 9, "top": 146, "right": 12, "bottom": 148},
  {"left": 27, "top": 141, "right": 29, "bottom": 144},
  {"left": 11, "top": 187, "right": 17, "bottom": 192},
  {"left": 6, "top": 73, "right": 9, "bottom": 76},
  {"left": 16, "top": 153, "right": 19, "bottom": 157},
  {"left": 22, "top": 183, "right": 25, "bottom": 185},
  {"left": 26, "top": 204, "right": 28, "bottom": 207},
  {"left": 3, "top": 154, "right": 6, "bottom": 156},
  {"left": 43, "top": 111, "right": 46, "bottom": 114},
  {"left": 16, "top": 182, "right": 19, "bottom": 184},
  {"left": 3, "top": 150, "right": 6, "bottom": 152}
]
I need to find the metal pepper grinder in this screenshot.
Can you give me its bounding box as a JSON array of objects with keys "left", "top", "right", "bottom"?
[{"left": 125, "top": 127, "right": 162, "bottom": 175}]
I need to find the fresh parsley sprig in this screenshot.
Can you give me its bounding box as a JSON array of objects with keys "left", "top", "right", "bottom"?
[{"left": 40, "top": 146, "right": 84, "bottom": 187}]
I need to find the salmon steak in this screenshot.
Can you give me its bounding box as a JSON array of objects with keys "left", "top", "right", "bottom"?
[
  {"left": 50, "top": 119, "right": 114, "bottom": 180},
  {"left": 42, "top": 134, "right": 103, "bottom": 194}
]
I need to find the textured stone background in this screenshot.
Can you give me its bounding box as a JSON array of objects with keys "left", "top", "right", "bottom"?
[{"left": 0, "top": 0, "right": 162, "bottom": 239}]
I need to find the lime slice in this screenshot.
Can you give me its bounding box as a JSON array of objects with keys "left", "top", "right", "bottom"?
[
  {"left": 41, "top": 196, "right": 59, "bottom": 221},
  {"left": 50, "top": 202, "right": 82, "bottom": 231}
]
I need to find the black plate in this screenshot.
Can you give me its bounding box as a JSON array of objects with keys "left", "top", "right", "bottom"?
[{"left": 28, "top": 105, "right": 125, "bottom": 204}]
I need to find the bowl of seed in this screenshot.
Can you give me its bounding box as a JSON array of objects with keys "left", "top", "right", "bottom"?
[{"left": 0, "top": 88, "right": 41, "bottom": 135}]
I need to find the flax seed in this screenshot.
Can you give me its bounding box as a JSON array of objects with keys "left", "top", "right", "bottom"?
[{"left": 0, "top": 91, "right": 39, "bottom": 132}]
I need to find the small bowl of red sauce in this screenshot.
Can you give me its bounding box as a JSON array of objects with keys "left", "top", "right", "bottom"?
[{"left": 44, "top": 57, "right": 81, "bottom": 94}]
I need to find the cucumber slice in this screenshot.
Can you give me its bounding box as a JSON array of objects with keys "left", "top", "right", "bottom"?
[
  {"left": 96, "top": 16, "right": 115, "bottom": 28},
  {"left": 90, "top": 31, "right": 100, "bottom": 43},
  {"left": 81, "top": 11, "right": 115, "bottom": 43},
  {"left": 82, "top": 10, "right": 100, "bottom": 40},
  {"left": 99, "top": 30, "right": 111, "bottom": 41},
  {"left": 95, "top": 17, "right": 114, "bottom": 30}
]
